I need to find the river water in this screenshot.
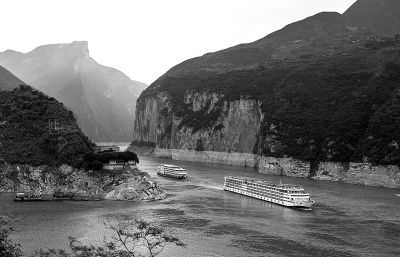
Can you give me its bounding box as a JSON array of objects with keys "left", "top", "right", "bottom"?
[{"left": 1, "top": 156, "right": 400, "bottom": 257}]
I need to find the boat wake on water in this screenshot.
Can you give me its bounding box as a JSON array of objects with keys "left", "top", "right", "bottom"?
[{"left": 203, "top": 185, "right": 225, "bottom": 191}]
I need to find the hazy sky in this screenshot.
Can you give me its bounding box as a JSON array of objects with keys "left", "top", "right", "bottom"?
[{"left": 0, "top": 0, "right": 356, "bottom": 84}]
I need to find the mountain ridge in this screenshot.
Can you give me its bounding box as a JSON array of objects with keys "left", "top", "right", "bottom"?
[
  {"left": 344, "top": 0, "right": 400, "bottom": 37},
  {"left": 0, "top": 41, "right": 147, "bottom": 142},
  {"left": 132, "top": 0, "right": 400, "bottom": 167}
]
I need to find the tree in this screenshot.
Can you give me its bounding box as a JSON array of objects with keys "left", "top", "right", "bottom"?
[
  {"left": 33, "top": 217, "right": 185, "bottom": 257},
  {"left": 0, "top": 216, "right": 22, "bottom": 257}
]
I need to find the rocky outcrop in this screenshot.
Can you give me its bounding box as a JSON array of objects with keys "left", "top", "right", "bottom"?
[
  {"left": 0, "top": 164, "right": 165, "bottom": 201},
  {"left": 257, "top": 158, "right": 400, "bottom": 188},
  {"left": 258, "top": 157, "right": 310, "bottom": 177},
  {"left": 105, "top": 175, "right": 165, "bottom": 201},
  {"left": 314, "top": 162, "right": 400, "bottom": 188}
]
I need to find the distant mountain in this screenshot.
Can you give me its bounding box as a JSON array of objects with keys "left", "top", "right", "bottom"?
[
  {"left": 132, "top": 4, "right": 400, "bottom": 166},
  {"left": 0, "top": 41, "right": 147, "bottom": 142},
  {"left": 344, "top": 0, "right": 400, "bottom": 36},
  {"left": 0, "top": 65, "right": 25, "bottom": 91},
  {"left": 0, "top": 65, "right": 94, "bottom": 166}
]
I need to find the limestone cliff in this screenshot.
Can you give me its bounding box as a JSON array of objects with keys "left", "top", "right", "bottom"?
[
  {"left": 133, "top": 90, "right": 262, "bottom": 154},
  {"left": 132, "top": 9, "right": 400, "bottom": 166}
]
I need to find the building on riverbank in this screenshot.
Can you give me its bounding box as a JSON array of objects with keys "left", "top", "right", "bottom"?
[
  {"left": 96, "top": 145, "right": 120, "bottom": 153},
  {"left": 103, "top": 160, "right": 137, "bottom": 170}
]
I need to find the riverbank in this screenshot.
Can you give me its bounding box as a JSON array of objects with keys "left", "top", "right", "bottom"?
[
  {"left": 127, "top": 146, "right": 400, "bottom": 188},
  {"left": 0, "top": 164, "right": 166, "bottom": 201},
  {"left": 2, "top": 155, "right": 399, "bottom": 257}
]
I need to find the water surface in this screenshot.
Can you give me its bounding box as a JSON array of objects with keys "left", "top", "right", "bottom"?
[{"left": 1, "top": 156, "right": 399, "bottom": 257}]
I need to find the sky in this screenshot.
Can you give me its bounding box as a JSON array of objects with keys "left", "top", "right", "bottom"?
[{"left": 0, "top": 0, "right": 356, "bottom": 85}]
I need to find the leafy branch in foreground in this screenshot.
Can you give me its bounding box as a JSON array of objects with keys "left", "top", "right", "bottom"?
[
  {"left": 33, "top": 217, "right": 185, "bottom": 257},
  {"left": 0, "top": 215, "right": 22, "bottom": 257}
]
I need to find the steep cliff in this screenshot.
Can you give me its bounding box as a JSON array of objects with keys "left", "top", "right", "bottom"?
[
  {"left": 0, "top": 41, "right": 147, "bottom": 142},
  {"left": 133, "top": 91, "right": 262, "bottom": 153},
  {"left": 132, "top": 9, "right": 400, "bottom": 168}
]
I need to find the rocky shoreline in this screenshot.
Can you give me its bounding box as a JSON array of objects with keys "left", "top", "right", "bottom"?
[
  {"left": 128, "top": 146, "right": 400, "bottom": 189},
  {"left": 0, "top": 164, "right": 166, "bottom": 201}
]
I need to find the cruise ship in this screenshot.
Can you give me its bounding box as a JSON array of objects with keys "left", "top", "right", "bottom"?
[
  {"left": 224, "top": 176, "right": 315, "bottom": 209},
  {"left": 157, "top": 164, "right": 187, "bottom": 179}
]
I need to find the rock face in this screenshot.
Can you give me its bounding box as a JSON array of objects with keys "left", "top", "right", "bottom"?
[
  {"left": 134, "top": 91, "right": 262, "bottom": 153},
  {"left": 0, "top": 41, "right": 147, "bottom": 142},
  {"left": 257, "top": 158, "right": 400, "bottom": 188},
  {"left": 154, "top": 148, "right": 259, "bottom": 167},
  {"left": 258, "top": 157, "right": 310, "bottom": 178},
  {"left": 314, "top": 162, "right": 400, "bottom": 188},
  {"left": 0, "top": 164, "right": 165, "bottom": 201},
  {"left": 130, "top": 2, "right": 400, "bottom": 187},
  {"left": 105, "top": 174, "right": 165, "bottom": 201}
]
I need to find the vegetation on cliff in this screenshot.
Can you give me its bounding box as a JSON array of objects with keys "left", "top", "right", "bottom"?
[
  {"left": 0, "top": 85, "right": 95, "bottom": 167},
  {"left": 134, "top": 7, "right": 400, "bottom": 165}
]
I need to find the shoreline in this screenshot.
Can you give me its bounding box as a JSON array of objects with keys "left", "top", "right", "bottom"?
[
  {"left": 0, "top": 164, "right": 166, "bottom": 202},
  {"left": 128, "top": 146, "right": 400, "bottom": 189}
]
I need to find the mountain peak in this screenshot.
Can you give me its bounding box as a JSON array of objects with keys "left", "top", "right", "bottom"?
[
  {"left": 344, "top": 0, "right": 400, "bottom": 36},
  {"left": 0, "top": 49, "right": 23, "bottom": 56},
  {"left": 69, "top": 41, "right": 89, "bottom": 56},
  {"left": 29, "top": 41, "right": 90, "bottom": 59},
  {"left": 258, "top": 11, "right": 345, "bottom": 44}
]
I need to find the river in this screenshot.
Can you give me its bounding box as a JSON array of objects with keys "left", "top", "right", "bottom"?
[{"left": 1, "top": 156, "right": 399, "bottom": 257}]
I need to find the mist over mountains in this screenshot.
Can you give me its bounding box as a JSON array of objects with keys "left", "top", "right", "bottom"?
[
  {"left": 0, "top": 65, "right": 25, "bottom": 91},
  {"left": 0, "top": 41, "right": 147, "bottom": 142}
]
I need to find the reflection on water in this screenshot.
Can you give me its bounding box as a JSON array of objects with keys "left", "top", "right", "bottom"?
[{"left": 1, "top": 156, "right": 400, "bottom": 257}]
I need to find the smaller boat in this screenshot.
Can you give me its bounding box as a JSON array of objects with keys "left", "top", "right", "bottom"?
[
  {"left": 157, "top": 164, "right": 187, "bottom": 179},
  {"left": 14, "top": 192, "right": 47, "bottom": 201}
]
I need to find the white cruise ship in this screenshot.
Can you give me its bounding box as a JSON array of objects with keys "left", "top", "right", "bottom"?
[
  {"left": 224, "top": 176, "right": 315, "bottom": 209},
  {"left": 157, "top": 164, "right": 187, "bottom": 179}
]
